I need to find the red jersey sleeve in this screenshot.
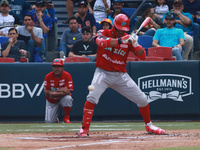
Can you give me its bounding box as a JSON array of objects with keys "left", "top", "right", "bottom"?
[
  {"left": 64, "top": 72, "right": 73, "bottom": 91},
  {"left": 44, "top": 72, "right": 51, "bottom": 91}
]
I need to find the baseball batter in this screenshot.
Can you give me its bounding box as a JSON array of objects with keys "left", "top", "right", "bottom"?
[
  {"left": 44, "top": 59, "right": 73, "bottom": 123},
  {"left": 77, "top": 14, "right": 165, "bottom": 137}
]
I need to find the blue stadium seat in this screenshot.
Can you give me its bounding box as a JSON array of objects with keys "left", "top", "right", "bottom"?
[
  {"left": 0, "top": 36, "right": 9, "bottom": 46},
  {"left": 96, "top": 22, "right": 101, "bottom": 31},
  {"left": 138, "top": 35, "right": 153, "bottom": 56}
]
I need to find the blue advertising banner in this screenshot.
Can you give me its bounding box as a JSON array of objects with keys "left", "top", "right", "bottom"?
[
  {"left": 0, "top": 61, "right": 199, "bottom": 121},
  {"left": 129, "top": 61, "right": 200, "bottom": 120}
]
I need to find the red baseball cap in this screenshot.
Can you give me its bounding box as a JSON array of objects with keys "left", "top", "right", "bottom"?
[{"left": 52, "top": 59, "right": 64, "bottom": 66}]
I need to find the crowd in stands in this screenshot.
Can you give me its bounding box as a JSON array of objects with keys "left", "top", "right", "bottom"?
[{"left": 0, "top": 0, "right": 200, "bottom": 62}]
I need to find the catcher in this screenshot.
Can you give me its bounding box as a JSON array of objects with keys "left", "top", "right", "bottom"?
[
  {"left": 44, "top": 59, "right": 73, "bottom": 123},
  {"left": 77, "top": 14, "right": 165, "bottom": 137}
]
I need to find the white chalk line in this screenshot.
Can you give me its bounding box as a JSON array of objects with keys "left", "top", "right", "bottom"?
[{"left": 37, "top": 140, "right": 128, "bottom": 150}]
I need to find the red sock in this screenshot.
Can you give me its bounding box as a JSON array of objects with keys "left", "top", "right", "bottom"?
[
  {"left": 63, "top": 107, "right": 71, "bottom": 118},
  {"left": 82, "top": 101, "right": 95, "bottom": 130},
  {"left": 139, "top": 104, "right": 151, "bottom": 124}
]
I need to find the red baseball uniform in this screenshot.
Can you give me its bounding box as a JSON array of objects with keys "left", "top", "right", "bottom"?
[
  {"left": 95, "top": 29, "right": 139, "bottom": 73},
  {"left": 44, "top": 71, "right": 73, "bottom": 103}
]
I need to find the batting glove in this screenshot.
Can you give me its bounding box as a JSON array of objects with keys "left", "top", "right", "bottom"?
[{"left": 129, "top": 34, "right": 140, "bottom": 47}]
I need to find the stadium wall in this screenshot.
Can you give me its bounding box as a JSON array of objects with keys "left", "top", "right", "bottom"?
[{"left": 0, "top": 61, "right": 199, "bottom": 122}]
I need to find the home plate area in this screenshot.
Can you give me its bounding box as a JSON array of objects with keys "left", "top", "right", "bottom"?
[{"left": 1, "top": 130, "right": 200, "bottom": 150}]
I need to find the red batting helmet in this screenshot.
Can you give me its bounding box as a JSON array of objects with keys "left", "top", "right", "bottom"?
[
  {"left": 113, "top": 14, "right": 129, "bottom": 31},
  {"left": 52, "top": 59, "right": 64, "bottom": 66}
]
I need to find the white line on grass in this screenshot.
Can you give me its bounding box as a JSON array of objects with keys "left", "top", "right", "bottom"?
[{"left": 69, "top": 128, "right": 131, "bottom": 131}]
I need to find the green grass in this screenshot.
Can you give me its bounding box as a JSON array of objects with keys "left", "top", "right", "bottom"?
[{"left": 0, "top": 122, "right": 199, "bottom": 134}]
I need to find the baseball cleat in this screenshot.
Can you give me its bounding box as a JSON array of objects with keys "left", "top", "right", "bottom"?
[
  {"left": 145, "top": 122, "right": 165, "bottom": 135},
  {"left": 63, "top": 116, "right": 71, "bottom": 123},
  {"left": 77, "top": 127, "right": 89, "bottom": 138}
]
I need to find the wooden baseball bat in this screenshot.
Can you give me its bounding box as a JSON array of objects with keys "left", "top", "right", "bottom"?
[{"left": 128, "top": 17, "right": 151, "bottom": 43}]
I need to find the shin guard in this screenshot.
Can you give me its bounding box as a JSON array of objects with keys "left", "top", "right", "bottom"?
[{"left": 82, "top": 101, "right": 95, "bottom": 130}]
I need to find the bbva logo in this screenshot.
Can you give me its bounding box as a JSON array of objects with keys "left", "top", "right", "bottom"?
[
  {"left": 138, "top": 74, "right": 193, "bottom": 103},
  {"left": 0, "top": 83, "right": 44, "bottom": 98}
]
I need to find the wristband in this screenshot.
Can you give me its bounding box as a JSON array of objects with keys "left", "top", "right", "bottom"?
[
  {"left": 117, "top": 38, "right": 121, "bottom": 45},
  {"left": 177, "top": 12, "right": 181, "bottom": 15},
  {"left": 106, "top": 8, "right": 109, "bottom": 11},
  {"left": 39, "top": 19, "right": 42, "bottom": 22}
]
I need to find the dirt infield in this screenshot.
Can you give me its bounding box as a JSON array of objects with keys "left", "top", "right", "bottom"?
[{"left": 0, "top": 130, "right": 200, "bottom": 150}]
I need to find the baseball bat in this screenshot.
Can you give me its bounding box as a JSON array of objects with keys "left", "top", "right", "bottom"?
[
  {"left": 128, "top": 17, "right": 151, "bottom": 43},
  {"left": 135, "top": 17, "right": 151, "bottom": 35}
]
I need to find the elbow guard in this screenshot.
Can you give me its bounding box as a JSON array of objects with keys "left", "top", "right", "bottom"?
[
  {"left": 95, "top": 36, "right": 112, "bottom": 48},
  {"left": 136, "top": 50, "right": 146, "bottom": 60}
]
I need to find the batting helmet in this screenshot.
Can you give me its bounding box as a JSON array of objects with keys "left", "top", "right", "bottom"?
[
  {"left": 52, "top": 59, "right": 64, "bottom": 66},
  {"left": 113, "top": 14, "right": 129, "bottom": 31}
]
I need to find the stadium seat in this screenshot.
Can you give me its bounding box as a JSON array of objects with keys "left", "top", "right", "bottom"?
[
  {"left": 148, "top": 47, "right": 176, "bottom": 61},
  {"left": 122, "top": 8, "right": 136, "bottom": 17},
  {"left": 64, "top": 57, "right": 90, "bottom": 63},
  {"left": 32, "top": 47, "right": 43, "bottom": 62},
  {"left": 0, "top": 36, "right": 9, "bottom": 46},
  {"left": 138, "top": 35, "right": 153, "bottom": 56},
  {"left": 145, "top": 56, "right": 164, "bottom": 61},
  {"left": 96, "top": 22, "right": 101, "bottom": 31},
  {"left": 0, "top": 58, "right": 15, "bottom": 63},
  {"left": 20, "top": 58, "right": 29, "bottom": 63}
]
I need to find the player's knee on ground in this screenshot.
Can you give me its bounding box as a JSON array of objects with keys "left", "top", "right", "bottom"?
[{"left": 60, "top": 95, "right": 73, "bottom": 107}]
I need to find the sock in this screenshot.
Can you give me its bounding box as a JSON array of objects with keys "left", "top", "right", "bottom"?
[
  {"left": 63, "top": 107, "right": 71, "bottom": 118},
  {"left": 82, "top": 100, "right": 95, "bottom": 130},
  {"left": 139, "top": 104, "right": 151, "bottom": 124}
]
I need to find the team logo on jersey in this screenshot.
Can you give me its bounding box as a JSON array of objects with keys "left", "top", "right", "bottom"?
[
  {"left": 138, "top": 74, "right": 192, "bottom": 103},
  {"left": 85, "top": 21, "right": 91, "bottom": 26}
]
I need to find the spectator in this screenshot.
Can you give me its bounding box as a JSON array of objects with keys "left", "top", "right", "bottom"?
[
  {"left": 1, "top": 28, "right": 29, "bottom": 61},
  {"left": 162, "top": 0, "right": 193, "bottom": 60},
  {"left": 107, "top": 0, "right": 129, "bottom": 23},
  {"left": 59, "top": 17, "right": 82, "bottom": 57},
  {"left": 134, "top": 3, "right": 162, "bottom": 36},
  {"left": 76, "top": 0, "right": 97, "bottom": 35},
  {"left": 44, "top": 58, "right": 73, "bottom": 123},
  {"left": 30, "top": 0, "right": 53, "bottom": 61},
  {"left": 93, "top": 0, "right": 111, "bottom": 23},
  {"left": 0, "top": 0, "right": 15, "bottom": 36},
  {"left": 68, "top": 26, "right": 97, "bottom": 61},
  {"left": 101, "top": 18, "right": 112, "bottom": 29},
  {"left": 31, "top": 0, "right": 55, "bottom": 18},
  {"left": 182, "top": 0, "right": 200, "bottom": 51},
  {"left": 154, "top": 0, "right": 169, "bottom": 19},
  {"left": 152, "top": 12, "right": 185, "bottom": 60},
  {"left": 63, "top": 0, "right": 93, "bottom": 24},
  {"left": 7, "top": 0, "right": 32, "bottom": 25},
  {"left": 16, "top": 14, "right": 43, "bottom": 62},
  {"left": 31, "top": 0, "right": 52, "bottom": 34},
  {"left": 182, "top": 0, "right": 200, "bottom": 22}
]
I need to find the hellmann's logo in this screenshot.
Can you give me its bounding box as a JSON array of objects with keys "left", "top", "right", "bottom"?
[{"left": 138, "top": 74, "right": 192, "bottom": 103}]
